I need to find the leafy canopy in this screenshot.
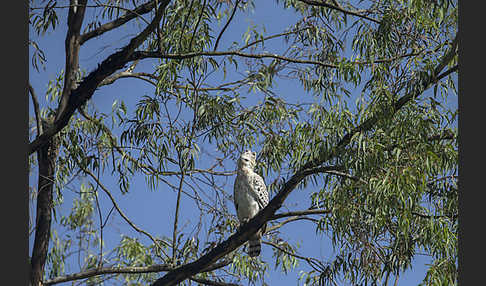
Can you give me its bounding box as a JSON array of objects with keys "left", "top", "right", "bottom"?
[{"left": 29, "top": 0, "right": 457, "bottom": 285}]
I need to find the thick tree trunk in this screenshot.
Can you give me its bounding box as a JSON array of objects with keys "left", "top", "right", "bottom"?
[{"left": 30, "top": 120, "right": 60, "bottom": 286}]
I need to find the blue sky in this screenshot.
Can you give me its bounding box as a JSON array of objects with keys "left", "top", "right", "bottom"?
[{"left": 27, "top": 1, "right": 450, "bottom": 285}]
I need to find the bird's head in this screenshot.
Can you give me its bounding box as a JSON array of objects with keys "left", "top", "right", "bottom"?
[{"left": 237, "top": 150, "right": 256, "bottom": 171}]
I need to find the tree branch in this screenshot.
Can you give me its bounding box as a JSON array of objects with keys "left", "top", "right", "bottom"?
[
  {"left": 30, "top": 119, "right": 61, "bottom": 286},
  {"left": 435, "top": 64, "right": 458, "bottom": 82},
  {"left": 172, "top": 170, "right": 185, "bottom": 262},
  {"left": 79, "top": 0, "right": 157, "bottom": 45},
  {"left": 411, "top": 211, "right": 457, "bottom": 220},
  {"left": 131, "top": 50, "right": 339, "bottom": 68},
  {"left": 44, "top": 255, "right": 233, "bottom": 285},
  {"left": 263, "top": 241, "right": 324, "bottom": 272},
  {"left": 213, "top": 0, "right": 240, "bottom": 51},
  {"left": 55, "top": 0, "right": 88, "bottom": 122},
  {"left": 100, "top": 70, "right": 249, "bottom": 93},
  {"left": 394, "top": 34, "right": 458, "bottom": 112},
  {"left": 190, "top": 277, "right": 241, "bottom": 286},
  {"left": 100, "top": 71, "right": 158, "bottom": 86},
  {"left": 28, "top": 83, "right": 42, "bottom": 136},
  {"left": 29, "top": 0, "right": 171, "bottom": 155},
  {"left": 238, "top": 27, "right": 311, "bottom": 51},
  {"left": 301, "top": 33, "right": 458, "bottom": 172},
  {"left": 297, "top": 0, "right": 380, "bottom": 24},
  {"left": 43, "top": 264, "right": 173, "bottom": 285},
  {"left": 271, "top": 209, "right": 331, "bottom": 220},
  {"left": 130, "top": 50, "right": 423, "bottom": 69},
  {"left": 79, "top": 165, "right": 171, "bottom": 258},
  {"left": 148, "top": 33, "right": 458, "bottom": 286},
  {"left": 150, "top": 165, "right": 339, "bottom": 286},
  {"left": 178, "top": 0, "right": 195, "bottom": 52},
  {"left": 266, "top": 216, "right": 320, "bottom": 233},
  {"left": 189, "top": 0, "right": 207, "bottom": 49}
]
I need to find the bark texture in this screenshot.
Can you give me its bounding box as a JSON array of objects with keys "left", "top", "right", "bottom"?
[{"left": 30, "top": 119, "right": 60, "bottom": 286}]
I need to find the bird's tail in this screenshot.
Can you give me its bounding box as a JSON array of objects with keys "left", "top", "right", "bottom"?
[{"left": 248, "top": 238, "right": 261, "bottom": 257}]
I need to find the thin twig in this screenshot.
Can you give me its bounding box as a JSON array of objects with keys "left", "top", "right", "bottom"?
[
  {"left": 131, "top": 50, "right": 423, "bottom": 69},
  {"left": 178, "top": 0, "right": 195, "bottom": 52},
  {"left": 214, "top": 0, "right": 240, "bottom": 51},
  {"left": 189, "top": 0, "right": 207, "bottom": 49},
  {"left": 133, "top": 50, "right": 338, "bottom": 67},
  {"left": 263, "top": 240, "right": 324, "bottom": 272},
  {"left": 93, "top": 152, "right": 104, "bottom": 267},
  {"left": 172, "top": 170, "right": 185, "bottom": 263},
  {"left": 266, "top": 216, "right": 319, "bottom": 233},
  {"left": 80, "top": 165, "right": 171, "bottom": 258},
  {"left": 100, "top": 70, "right": 250, "bottom": 94},
  {"left": 238, "top": 27, "right": 311, "bottom": 51},
  {"left": 297, "top": 0, "right": 380, "bottom": 24},
  {"left": 79, "top": 1, "right": 157, "bottom": 44},
  {"left": 314, "top": 169, "right": 367, "bottom": 184},
  {"left": 272, "top": 209, "right": 332, "bottom": 220}
]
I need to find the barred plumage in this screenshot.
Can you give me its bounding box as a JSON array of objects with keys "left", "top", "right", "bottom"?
[{"left": 233, "top": 150, "right": 269, "bottom": 257}]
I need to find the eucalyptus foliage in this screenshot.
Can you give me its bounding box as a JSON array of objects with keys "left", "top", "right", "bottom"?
[{"left": 29, "top": 0, "right": 457, "bottom": 285}]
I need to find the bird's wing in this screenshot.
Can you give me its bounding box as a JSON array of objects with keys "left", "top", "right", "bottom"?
[{"left": 251, "top": 173, "right": 269, "bottom": 209}]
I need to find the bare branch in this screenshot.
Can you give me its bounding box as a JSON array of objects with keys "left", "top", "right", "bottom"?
[
  {"left": 44, "top": 255, "right": 233, "bottom": 285},
  {"left": 214, "top": 0, "right": 240, "bottom": 51},
  {"left": 130, "top": 50, "right": 424, "bottom": 69},
  {"left": 172, "top": 170, "right": 186, "bottom": 262},
  {"left": 266, "top": 215, "right": 319, "bottom": 233},
  {"left": 44, "top": 264, "right": 173, "bottom": 285},
  {"left": 79, "top": 0, "right": 157, "bottom": 45},
  {"left": 271, "top": 209, "right": 331, "bottom": 220},
  {"left": 297, "top": 0, "right": 380, "bottom": 24},
  {"left": 263, "top": 241, "right": 324, "bottom": 272},
  {"left": 238, "top": 27, "right": 311, "bottom": 51},
  {"left": 100, "top": 71, "right": 158, "bottom": 86},
  {"left": 131, "top": 50, "right": 339, "bottom": 68},
  {"left": 190, "top": 277, "right": 241, "bottom": 286}
]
